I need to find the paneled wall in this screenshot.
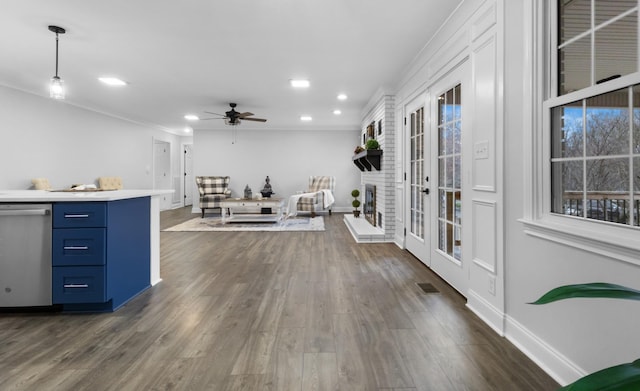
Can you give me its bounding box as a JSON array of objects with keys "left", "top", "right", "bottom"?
[
  {"left": 384, "top": 0, "right": 640, "bottom": 386},
  {"left": 392, "top": 0, "right": 504, "bottom": 332},
  {"left": 467, "top": 0, "right": 505, "bottom": 334}
]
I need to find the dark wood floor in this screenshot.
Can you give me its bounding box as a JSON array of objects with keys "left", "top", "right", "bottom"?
[{"left": 0, "top": 207, "right": 559, "bottom": 390}]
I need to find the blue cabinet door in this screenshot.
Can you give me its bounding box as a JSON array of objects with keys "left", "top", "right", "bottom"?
[
  {"left": 52, "top": 228, "right": 106, "bottom": 266},
  {"left": 53, "top": 203, "right": 106, "bottom": 228},
  {"left": 52, "top": 266, "right": 106, "bottom": 304}
]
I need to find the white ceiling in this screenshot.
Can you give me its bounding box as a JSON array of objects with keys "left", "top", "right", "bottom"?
[{"left": 0, "top": 0, "right": 462, "bottom": 134}]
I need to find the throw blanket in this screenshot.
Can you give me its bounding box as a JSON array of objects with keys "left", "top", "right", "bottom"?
[{"left": 287, "top": 189, "right": 335, "bottom": 216}]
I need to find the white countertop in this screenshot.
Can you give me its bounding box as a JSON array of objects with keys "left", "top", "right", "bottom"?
[{"left": 0, "top": 189, "right": 173, "bottom": 202}]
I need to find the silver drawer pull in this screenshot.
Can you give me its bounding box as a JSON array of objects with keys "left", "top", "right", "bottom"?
[
  {"left": 63, "top": 246, "right": 89, "bottom": 250},
  {"left": 63, "top": 284, "right": 89, "bottom": 288},
  {"left": 64, "top": 214, "right": 90, "bottom": 218}
]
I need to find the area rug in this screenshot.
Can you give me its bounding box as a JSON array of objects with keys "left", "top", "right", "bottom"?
[{"left": 163, "top": 216, "right": 324, "bottom": 232}]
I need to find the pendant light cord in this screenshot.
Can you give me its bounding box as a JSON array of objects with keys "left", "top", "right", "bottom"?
[{"left": 54, "top": 32, "right": 59, "bottom": 77}]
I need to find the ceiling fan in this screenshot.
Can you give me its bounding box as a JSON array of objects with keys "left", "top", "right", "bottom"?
[{"left": 202, "top": 103, "right": 267, "bottom": 125}]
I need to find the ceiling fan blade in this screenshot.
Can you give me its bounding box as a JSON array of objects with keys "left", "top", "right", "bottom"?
[
  {"left": 241, "top": 117, "right": 267, "bottom": 122},
  {"left": 237, "top": 112, "right": 254, "bottom": 118},
  {"left": 204, "top": 111, "right": 225, "bottom": 116},
  {"left": 199, "top": 117, "right": 224, "bottom": 121}
]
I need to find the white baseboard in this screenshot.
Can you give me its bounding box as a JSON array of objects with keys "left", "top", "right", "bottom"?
[
  {"left": 394, "top": 234, "right": 405, "bottom": 249},
  {"left": 505, "top": 315, "right": 585, "bottom": 387},
  {"left": 466, "top": 289, "right": 505, "bottom": 336}
]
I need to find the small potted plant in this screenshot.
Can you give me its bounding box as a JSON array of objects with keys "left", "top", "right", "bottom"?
[
  {"left": 365, "top": 139, "right": 379, "bottom": 150},
  {"left": 351, "top": 189, "right": 361, "bottom": 217}
]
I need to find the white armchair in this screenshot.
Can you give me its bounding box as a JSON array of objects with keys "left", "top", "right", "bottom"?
[{"left": 296, "top": 176, "right": 335, "bottom": 217}]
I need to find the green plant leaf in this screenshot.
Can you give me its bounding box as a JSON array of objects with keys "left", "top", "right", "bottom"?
[
  {"left": 559, "top": 359, "right": 640, "bottom": 390},
  {"left": 530, "top": 283, "right": 640, "bottom": 305}
]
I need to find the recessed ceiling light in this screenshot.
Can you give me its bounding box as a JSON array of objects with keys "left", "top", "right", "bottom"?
[
  {"left": 337, "top": 94, "right": 347, "bottom": 100},
  {"left": 333, "top": 109, "right": 342, "bottom": 115},
  {"left": 290, "top": 79, "right": 310, "bottom": 88},
  {"left": 184, "top": 114, "right": 199, "bottom": 121},
  {"left": 184, "top": 127, "right": 192, "bottom": 133},
  {"left": 300, "top": 116, "right": 313, "bottom": 121},
  {"left": 98, "top": 77, "right": 127, "bottom": 86}
]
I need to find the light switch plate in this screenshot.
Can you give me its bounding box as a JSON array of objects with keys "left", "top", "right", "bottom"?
[{"left": 474, "top": 140, "right": 489, "bottom": 159}]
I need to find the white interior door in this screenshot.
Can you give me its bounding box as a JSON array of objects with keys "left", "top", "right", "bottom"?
[
  {"left": 183, "top": 144, "right": 193, "bottom": 206},
  {"left": 429, "top": 62, "right": 470, "bottom": 296},
  {"left": 153, "top": 140, "right": 171, "bottom": 211},
  {"left": 404, "top": 93, "right": 430, "bottom": 266}
]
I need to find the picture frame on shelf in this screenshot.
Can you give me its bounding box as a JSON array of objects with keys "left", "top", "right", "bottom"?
[{"left": 367, "top": 122, "right": 375, "bottom": 139}]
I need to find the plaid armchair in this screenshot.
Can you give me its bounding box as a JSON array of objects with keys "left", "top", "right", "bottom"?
[
  {"left": 195, "top": 176, "right": 231, "bottom": 218},
  {"left": 297, "top": 176, "right": 335, "bottom": 217}
]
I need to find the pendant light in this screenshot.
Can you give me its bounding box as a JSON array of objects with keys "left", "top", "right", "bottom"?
[{"left": 48, "top": 25, "right": 66, "bottom": 100}]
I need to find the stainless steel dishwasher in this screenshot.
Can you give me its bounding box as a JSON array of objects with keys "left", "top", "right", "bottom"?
[{"left": 0, "top": 204, "right": 52, "bottom": 307}]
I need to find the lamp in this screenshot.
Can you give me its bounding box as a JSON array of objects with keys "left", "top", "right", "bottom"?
[{"left": 48, "top": 25, "right": 66, "bottom": 100}]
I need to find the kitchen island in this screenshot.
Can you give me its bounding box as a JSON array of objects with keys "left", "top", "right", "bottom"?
[{"left": 0, "top": 189, "right": 172, "bottom": 312}]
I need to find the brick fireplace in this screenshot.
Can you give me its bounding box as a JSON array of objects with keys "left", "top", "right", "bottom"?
[{"left": 343, "top": 94, "right": 395, "bottom": 243}]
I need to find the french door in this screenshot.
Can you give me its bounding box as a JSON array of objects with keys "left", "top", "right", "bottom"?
[
  {"left": 404, "top": 94, "right": 431, "bottom": 266},
  {"left": 429, "top": 62, "right": 470, "bottom": 296}
]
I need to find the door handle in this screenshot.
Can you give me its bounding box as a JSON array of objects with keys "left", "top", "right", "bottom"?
[{"left": 422, "top": 188, "right": 430, "bottom": 195}]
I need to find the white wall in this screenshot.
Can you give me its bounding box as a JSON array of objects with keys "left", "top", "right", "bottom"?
[
  {"left": 193, "top": 127, "right": 360, "bottom": 212},
  {"left": 0, "top": 85, "right": 190, "bottom": 208},
  {"left": 502, "top": 0, "right": 640, "bottom": 385}
]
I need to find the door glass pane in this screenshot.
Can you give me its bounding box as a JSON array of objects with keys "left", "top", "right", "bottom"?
[
  {"left": 454, "top": 84, "right": 461, "bottom": 120},
  {"left": 439, "top": 126, "right": 446, "bottom": 155},
  {"left": 453, "top": 122, "right": 462, "bottom": 154},
  {"left": 454, "top": 191, "right": 462, "bottom": 224},
  {"left": 445, "top": 157, "right": 453, "bottom": 188},
  {"left": 438, "top": 84, "right": 462, "bottom": 261},
  {"left": 454, "top": 155, "right": 461, "bottom": 188}
]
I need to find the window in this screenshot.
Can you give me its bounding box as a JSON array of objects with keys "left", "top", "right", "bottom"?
[
  {"left": 438, "top": 85, "right": 462, "bottom": 260},
  {"left": 550, "top": 1, "right": 640, "bottom": 228}
]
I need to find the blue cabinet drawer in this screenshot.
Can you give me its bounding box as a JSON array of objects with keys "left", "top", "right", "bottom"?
[
  {"left": 52, "top": 266, "right": 106, "bottom": 304},
  {"left": 53, "top": 203, "right": 107, "bottom": 228},
  {"left": 52, "top": 228, "right": 106, "bottom": 266}
]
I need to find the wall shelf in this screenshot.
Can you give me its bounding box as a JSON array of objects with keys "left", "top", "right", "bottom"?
[{"left": 353, "top": 149, "right": 383, "bottom": 171}]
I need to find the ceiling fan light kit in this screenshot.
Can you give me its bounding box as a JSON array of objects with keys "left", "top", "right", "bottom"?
[
  {"left": 48, "top": 25, "right": 66, "bottom": 100},
  {"left": 202, "top": 103, "right": 267, "bottom": 127}
]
